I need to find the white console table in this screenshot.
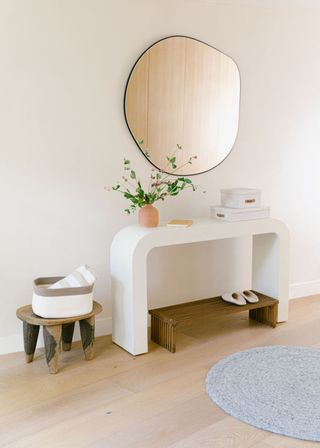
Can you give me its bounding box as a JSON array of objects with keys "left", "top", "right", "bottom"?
[{"left": 110, "top": 218, "right": 289, "bottom": 355}]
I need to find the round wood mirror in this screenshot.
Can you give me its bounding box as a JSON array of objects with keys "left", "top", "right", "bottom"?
[{"left": 124, "top": 36, "right": 240, "bottom": 175}]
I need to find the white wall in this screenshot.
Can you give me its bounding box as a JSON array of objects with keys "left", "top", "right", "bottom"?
[{"left": 1, "top": 0, "right": 320, "bottom": 354}]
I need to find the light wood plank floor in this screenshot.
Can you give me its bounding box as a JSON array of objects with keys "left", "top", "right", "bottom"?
[{"left": 1, "top": 296, "right": 320, "bottom": 447}]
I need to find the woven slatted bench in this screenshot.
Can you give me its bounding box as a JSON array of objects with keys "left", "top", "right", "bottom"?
[{"left": 149, "top": 292, "right": 278, "bottom": 353}]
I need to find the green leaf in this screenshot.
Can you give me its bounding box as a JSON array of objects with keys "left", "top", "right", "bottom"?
[
  {"left": 136, "top": 186, "right": 145, "bottom": 197},
  {"left": 124, "top": 159, "right": 130, "bottom": 165},
  {"left": 130, "top": 170, "right": 136, "bottom": 179},
  {"left": 177, "top": 177, "right": 192, "bottom": 184}
]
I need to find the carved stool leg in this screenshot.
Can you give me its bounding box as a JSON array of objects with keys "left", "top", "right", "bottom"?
[
  {"left": 23, "top": 322, "right": 40, "bottom": 363},
  {"left": 79, "top": 316, "right": 95, "bottom": 360},
  {"left": 43, "top": 325, "right": 62, "bottom": 374},
  {"left": 61, "top": 322, "right": 75, "bottom": 351}
]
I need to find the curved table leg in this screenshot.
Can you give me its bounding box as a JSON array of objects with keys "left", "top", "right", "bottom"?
[{"left": 252, "top": 233, "right": 289, "bottom": 322}]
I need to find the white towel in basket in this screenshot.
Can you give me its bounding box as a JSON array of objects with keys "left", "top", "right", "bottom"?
[{"left": 49, "top": 265, "right": 96, "bottom": 289}]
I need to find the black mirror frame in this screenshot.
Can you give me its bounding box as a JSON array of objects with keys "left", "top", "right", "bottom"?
[{"left": 123, "top": 35, "right": 241, "bottom": 176}]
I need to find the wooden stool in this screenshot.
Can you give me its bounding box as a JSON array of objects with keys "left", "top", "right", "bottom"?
[{"left": 16, "top": 301, "right": 102, "bottom": 374}]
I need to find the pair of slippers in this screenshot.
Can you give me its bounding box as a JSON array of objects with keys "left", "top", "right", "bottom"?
[{"left": 222, "top": 290, "right": 259, "bottom": 306}]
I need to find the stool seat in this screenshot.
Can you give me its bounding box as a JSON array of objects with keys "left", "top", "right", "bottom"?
[
  {"left": 16, "top": 301, "right": 102, "bottom": 374},
  {"left": 16, "top": 301, "right": 102, "bottom": 326}
]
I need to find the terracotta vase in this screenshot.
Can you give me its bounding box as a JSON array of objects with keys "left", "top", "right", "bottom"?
[{"left": 138, "top": 204, "right": 159, "bottom": 228}]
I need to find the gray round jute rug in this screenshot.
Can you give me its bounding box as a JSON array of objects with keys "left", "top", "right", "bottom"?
[{"left": 205, "top": 345, "right": 320, "bottom": 442}]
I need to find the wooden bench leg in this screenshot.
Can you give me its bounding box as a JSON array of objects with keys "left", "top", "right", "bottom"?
[
  {"left": 61, "top": 322, "right": 75, "bottom": 351},
  {"left": 23, "top": 322, "right": 40, "bottom": 363},
  {"left": 79, "top": 316, "right": 95, "bottom": 360},
  {"left": 43, "top": 325, "right": 62, "bottom": 374},
  {"left": 249, "top": 304, "right": 278, "bottom": 328},
  {"left": 151, "top": 316, "right": 177, "bottom": 353}
]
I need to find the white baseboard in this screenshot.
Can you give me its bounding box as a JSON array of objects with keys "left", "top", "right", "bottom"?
[
  {"left": 0, "top": 333, "right": 24, "bottom": 356},
  {"left": 289, "top": 280, "right": 320, "bottom": 300},
  {"left": 0, "top": 317, "right": 112, "bottom": 356},
  {"left": 2, "top": 280, "right": 320, "bottom": 356}
]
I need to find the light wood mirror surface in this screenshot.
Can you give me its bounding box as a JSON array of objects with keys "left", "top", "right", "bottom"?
[{"left": 124, "top": 36, "right": 240, "bottom": 175}]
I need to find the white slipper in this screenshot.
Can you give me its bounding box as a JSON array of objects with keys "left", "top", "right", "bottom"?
[
  {"left": 241, "top": 290, "right": 259, "bottom": 303},
  {"left": 222, "top": 292, "right": 246, "bottom": 306}
]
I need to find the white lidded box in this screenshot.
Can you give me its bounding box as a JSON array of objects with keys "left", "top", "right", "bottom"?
[
  {"left": 221, "top": 188, "right": 261, "bottom": 208},
  {"left": 211, "top": 205, "right": 270, "bottom": 222},
  {"left": 32, "top": 277, "right": 93, "bottom": 318}
]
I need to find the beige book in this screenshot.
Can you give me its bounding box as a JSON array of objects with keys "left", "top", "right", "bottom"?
[{"left": 167, "top": 219, "right": 193, "bottom": 227}]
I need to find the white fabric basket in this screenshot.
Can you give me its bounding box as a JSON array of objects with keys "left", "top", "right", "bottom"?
[{"left": 32, "top": 277, "right": 93, "bottom": 318}]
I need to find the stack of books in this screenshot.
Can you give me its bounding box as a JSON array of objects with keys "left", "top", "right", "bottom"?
[{"left": 211, "top": 188, "right": 270, "bottom": 222}]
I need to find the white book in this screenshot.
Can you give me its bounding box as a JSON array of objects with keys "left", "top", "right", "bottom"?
[{"left": 211, "top": 205, "right": 270, "bottom": 222}]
